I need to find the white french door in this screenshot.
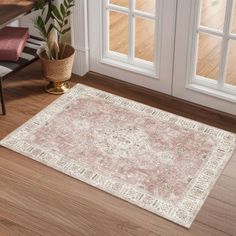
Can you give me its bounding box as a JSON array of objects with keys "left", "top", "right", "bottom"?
[
  {"left": 88, "top": 0, "right": 236, "bottom": 115},
  {"left": 173, "top": 0, "right": 236, "bottom": 115},
  {"left": 88, "top": 0, "right": 177, "bottom": 94}
]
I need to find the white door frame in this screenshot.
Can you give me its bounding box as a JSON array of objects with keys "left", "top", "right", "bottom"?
[
  {"left": 100, "top": 0, "right": 160, "bottom": 79},
  {"left": 88, "top": 0, "right": 177, "bottom": 94},
  {"left": 70, "top": 0, "right": 176, "bottom": 89},
  {"left": 173, "top": 0, "right": 236, "bottom": 115},
  {"left": 71, "top": 0, "right": 90, "bottom": 76}
]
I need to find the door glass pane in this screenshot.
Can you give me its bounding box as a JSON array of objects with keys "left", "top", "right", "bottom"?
[
  {"left": 231, "top": 1, "right": 236, "bottom": 33},
  {"left": 135, "top": 0, "right": 156, "bottom": 14},
  {"left": 135, "top": 17, "right": 155, "bottom": 62},
  {"left": 225, "top": 40, "right": 236, "bottom": 86},
  {"left": 200, "top": 0, "right": 227, "bottom": 30},
  {"left": 196, "top": 33, "right": 222, "bottom": 80},
  {"left": 109, "top": 0, "right": 129, "bottom": 8},
  {"left": 109, "top": 11, "right": 128, "bottom": 55}
]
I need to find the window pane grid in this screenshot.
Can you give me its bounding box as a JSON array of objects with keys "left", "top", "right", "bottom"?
[
  {"left": 103, "top": 0, "right": 158, "bottom": 74},
  {"left": 128, "top": 0, "right": 135, "bottom": 62},
  {"left": 194, "top": 0, "right": 236, "bottom": 90},
  {"left": 199, "top": 0, "right": 227, "bottom": 31},
  {"left": 108, "top": 11, "right": 129, "bottom": 56}
]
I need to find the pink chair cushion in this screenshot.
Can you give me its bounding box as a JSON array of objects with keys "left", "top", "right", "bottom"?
[{"left": 0, "top": 27, "right": 29, "bottom": 62}]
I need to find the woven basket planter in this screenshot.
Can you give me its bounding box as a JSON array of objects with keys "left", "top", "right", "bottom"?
[{"left": 39, "top": 44, "right": 75, "bottom": 94}]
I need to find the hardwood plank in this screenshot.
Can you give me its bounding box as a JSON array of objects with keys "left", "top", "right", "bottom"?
[
  {"left": 210, "top": 175, "right": 236, "bottom": 206},
  {"left": 0, "top": 217, "right": 42, "bottom": 236},
  {"left": 223, "top": 159, "right": 236, "bottom": 179},
  {"left": 0, "top": 148, "right": 44, "bottom": 181},
  {"left": 196, "top": 198, "right": 236, "bottom": 236}
]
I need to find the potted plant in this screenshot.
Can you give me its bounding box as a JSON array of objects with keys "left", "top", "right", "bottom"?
[{"left": 34, "top": 0, "right": 75, "bottom": 94}]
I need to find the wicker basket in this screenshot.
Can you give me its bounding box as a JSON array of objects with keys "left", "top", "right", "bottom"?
[{"left": 39, "top": 44, "right": 75, "bottom": 82}]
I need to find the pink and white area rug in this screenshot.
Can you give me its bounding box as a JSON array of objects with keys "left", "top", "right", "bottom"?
[{"left": 1, "top": 84, "right": 235, "bottom": 228}]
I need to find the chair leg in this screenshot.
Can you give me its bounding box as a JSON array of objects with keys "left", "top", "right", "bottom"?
[{"left": 0, "top": 77, "right": 6, "bottom": 115}]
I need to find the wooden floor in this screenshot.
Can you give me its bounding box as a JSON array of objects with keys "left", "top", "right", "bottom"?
[
  {"left": 110, "top": 0, "right": 236, "bottom": 85},
  {"left": 0, "top": 61, "right": 236, "bottom": 236}
]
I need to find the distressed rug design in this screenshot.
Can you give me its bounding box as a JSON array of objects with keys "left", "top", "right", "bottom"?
[{"left": 1, "top": 84, "right": 235, "bottom": 228}]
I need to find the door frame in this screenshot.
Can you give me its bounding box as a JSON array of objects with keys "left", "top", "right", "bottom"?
[
  {"left": 71, "top": 0, "right": 177, "bottom": 88},
  {"left": 173, "top": 0, "right": 236, "bottom": 115},
  {"left": 100, "top": 0, "right": 162, "bottom": 79},
  {"left": 87, "top": 0, "right": 177, "bottom": 94},
  {"left": 71, "top": 0, "right": 90, "bottom": 76}
]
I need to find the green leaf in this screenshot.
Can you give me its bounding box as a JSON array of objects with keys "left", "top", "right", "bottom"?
[
  {"left": 42, "top": 7, "right": 46, "bottom": 16},
  {"left": 60, "top": 3, "right": 66, "bottom": 16},
  {"left": 45, "top": 1, "right": 53, "bottom": 24},
  {"left": 62, "top": 27, "right": 71, "bottom": 35},
  {"left": 51, "top": 5, "right": 63, "bottom": 21},
  {"left": 47, "top": 23, "right": 54, "bottom": 34},
  {"left": 66, "top": 10, "right": 71, "bottom": 17},
  {"left": 34, "top": 15, "right": 47, "bottom": 40},
  {"left": 37, "top": 16, "right": 47, "bottom": 36},
  {"left": 52, "top": 24, "right": 61, "bottom": 33},
  {"left": 37, "top": 0, "right": 45, "bottom": 9},
  {"left": 64, "top": 0, "right": 69, "bottom": 8},
  {"left": 65, "top": 0, "right": 74, "bottom": 10}
]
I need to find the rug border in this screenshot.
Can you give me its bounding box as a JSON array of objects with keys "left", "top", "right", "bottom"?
[{"left": 1, "top": 83, "right": 235, "bottom": 228}]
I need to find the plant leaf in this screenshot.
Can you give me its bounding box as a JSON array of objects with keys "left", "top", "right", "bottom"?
[
  {"left": 51, "top": 5, "right": 63, "bottom": 22},
  {"left": 36, "top": 15, "right": 47, "bottom": 37},
  {"left": 64, "top": 0, "right": 69, "bottom": 8},
  {"left": 52, "top": 24, "right": 61, "bottom": 33},
  {"left": 45, "top": 1, "right": 53, "bottom": 24},
  {"left": 66, "top": 10, "right": 71, "bottom": 17},
  {"left": 62, "top": 27, "right": 71, "bottom": 35},
  {"left": 60, "top": 3, "right": 66, "bottom": 16},
  {"left": 37, "top": 0, "right": 45, "bottom": 9},
  {"left": 47, "top": 23, "right": 54, "bottom": 34}
]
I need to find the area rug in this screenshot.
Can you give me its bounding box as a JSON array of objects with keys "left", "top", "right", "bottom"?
[{"left": 0, "top": 84, "right": 235, "bottom": 228}]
